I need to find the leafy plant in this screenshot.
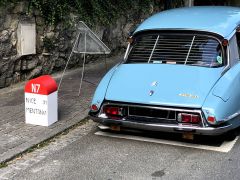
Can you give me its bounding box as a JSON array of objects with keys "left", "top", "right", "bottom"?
[
  {"left": 0, "top": 162, "right": 7, "bottom": 168},
  {"left": 1, "top": 0, "right": 184, "bottom": 25},
  {"left": 28, "top": 0, "right": 165, "bottom": 25},
  {"left": 43, "top": 37, "right": 55, "bottom": 51}
]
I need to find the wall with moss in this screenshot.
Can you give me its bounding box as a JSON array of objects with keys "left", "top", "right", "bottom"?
[
  {"left": 1, "top": 0, "right": 240, "bottom": 88},
  {"left": 0, "top": 0, "right": 185, "bottom": 88}
]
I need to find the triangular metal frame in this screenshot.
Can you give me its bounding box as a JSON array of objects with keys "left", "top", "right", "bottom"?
[
  {"left": 73, "top": 21, "right": 111, "bottom": 54},
  {"left": 58, "top": 21, "right": 111, "bottom": 96}
]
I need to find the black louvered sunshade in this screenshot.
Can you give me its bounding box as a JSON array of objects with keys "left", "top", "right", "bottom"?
[{"left": 126, "top": 33, "right": 223, "bottom": 67}]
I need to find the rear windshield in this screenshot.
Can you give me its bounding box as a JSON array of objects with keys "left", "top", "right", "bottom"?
[{"left": 126, "top": 33, "right": 224, "bottom": 67}]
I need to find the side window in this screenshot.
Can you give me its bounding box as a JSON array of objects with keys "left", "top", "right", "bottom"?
[
  {"left": 229, "top": 34, "right": 239, "bottom": 67},
  {"left": 236, "top": 31, "right": 240, "bottom": 59}
]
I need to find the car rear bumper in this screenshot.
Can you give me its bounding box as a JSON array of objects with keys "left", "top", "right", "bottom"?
[{"left": 90, "top": 116, "right": 235, "bottom": 136}]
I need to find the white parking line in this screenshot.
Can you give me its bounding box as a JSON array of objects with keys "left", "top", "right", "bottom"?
[{"left": 95, "top": 131, "right": 238, "bottom": 153}]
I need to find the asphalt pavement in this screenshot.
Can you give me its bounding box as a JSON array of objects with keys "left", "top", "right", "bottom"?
[{"left": 1, "top": 120, "right": 239, "bottom": 180}]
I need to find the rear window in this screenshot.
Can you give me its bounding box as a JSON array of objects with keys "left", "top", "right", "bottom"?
[{"left": 126, "top": 33, "right": 224, "bottom": 67}]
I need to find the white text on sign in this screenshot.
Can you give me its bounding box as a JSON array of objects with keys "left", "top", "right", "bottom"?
[{"left": 32, "top": 84, "right": 41, "bottom": 93}]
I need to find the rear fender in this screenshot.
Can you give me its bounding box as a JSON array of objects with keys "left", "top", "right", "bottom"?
[
  {"left": 213, "top": 63, "right": 240, "bottom": 102},
  {"left": 90, "top": 64, "right": 120, "bottom": 109},
  {"left": 203, "top": 63, "right": 240, "bottom": 123}
]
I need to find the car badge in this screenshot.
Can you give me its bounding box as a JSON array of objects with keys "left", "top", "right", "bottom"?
[
  {"left": 151, "top": 81, "right": 158, "bottom": 86},
  {"left": 149, "top": 90, "right": 154, "bottom": 96},
  {"left": 179, "top": 93, "right": 199, "bottom": 99}
]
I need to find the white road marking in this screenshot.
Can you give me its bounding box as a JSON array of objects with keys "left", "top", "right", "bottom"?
[
  {"left": 95, "top": 131, "right": 239, "bottom": 153},
  {"left": 98, "top": 125, "right": 110, "bottom": 130}
]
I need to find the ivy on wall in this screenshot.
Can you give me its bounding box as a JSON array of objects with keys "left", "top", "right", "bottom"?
[
  {"left": 0, "top": 0, "right": 184, "bottom": 25},
  {"left": 0, "top": 0, "right": 17, "bottom": 6},
  {"left": 28, "top": 0, "right": 184, "bottom": 25},
  {"left": 164, "top": 0, "right": 185, "bottom": 9}
]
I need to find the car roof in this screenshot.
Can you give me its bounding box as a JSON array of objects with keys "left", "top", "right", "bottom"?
[{"left": 134, "top": 6, "right": 240, "bottom": 38}]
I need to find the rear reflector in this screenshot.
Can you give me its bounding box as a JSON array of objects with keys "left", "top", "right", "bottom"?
[
  {"left": 127, "top": 37, "right": 134, "bottom": 44},
  {"left": 178, "top": 113, "right": 201, "bottom": 124},
  {"left": 91, "top": 104, "right": 99, "bottom": 111},
  {"left": 207, "top": 116, "right": 216, "bottom": 124},
  {"left": 222, "top": 39, "right": 229, "bottom": 47}
]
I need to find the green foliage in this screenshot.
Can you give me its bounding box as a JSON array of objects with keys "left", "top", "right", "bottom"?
[
  {"left": 0, "top": 0, "right": 16, "bottom": 6},
  {"left": 0, "top": 0, "right": 7, "bottom": 6},
  {"left": 43, "top": 37, "right": 55, "bottom": 51},
  {"left": 28, "top": 0, "right": 70, "bottom": 25},
  {"left": 0, "top": 162, "right": 7, "bottom": 168},
  {"left": 5, "top": 0, "right": 183, "bottom": 25},
  {"left": 28, "top": 0, "right": 158, "bottom": 25},
  {"left": 164, "top": 0, "right": 184, "bottom": 9}
]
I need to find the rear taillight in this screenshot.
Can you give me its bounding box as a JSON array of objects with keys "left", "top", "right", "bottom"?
[
  {"left": 90, "top": 104, "right": 99, "bottom": 111},
  {"left": 181, "top": 114, "right": 191, "bottom": 123},
  {"left": 103, "top": 106, "right": 126, "bottom": 119},
  {"left": 178, "top": 113, "right": 201, "bottom": 124},
  {"left": 105, "top": 107, "right": 121, "bottom": 115},
  {"left": 192, "top": 115, "right": 200, "bottom": 123}
]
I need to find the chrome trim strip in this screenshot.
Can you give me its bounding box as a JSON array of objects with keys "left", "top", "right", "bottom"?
[
  {"left": 101, "top": 102, "right": 206, "bottom": 127},
  {"left": 222, "top": 111, "right": 240, "bottom": 122},
  {"left": 90, "top": 116, "right": 234, "bottom": 135},
  {"left": 184, "top": 35, "right": 195, "bottom": 64},
  {"left": 103, "top": 102, "right": 200, "bottom": 113},
  {"left": 124, "top": 42, "right": 131, "bottom": 60},
  {"left": 148, "top": 35, "right": 159, "bottom": 63}
]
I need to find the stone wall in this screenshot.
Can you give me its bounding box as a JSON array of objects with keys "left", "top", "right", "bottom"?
[
  {"left": 0, "top": 1, "right": 167, "bottom": 88},
  {"left": 2, "top": 1, "right": 239, "bottom": 88}
]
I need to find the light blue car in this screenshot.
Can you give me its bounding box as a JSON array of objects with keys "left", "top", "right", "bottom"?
[{"left": 89, "top": 6, "right": 240, "bottom": 136}]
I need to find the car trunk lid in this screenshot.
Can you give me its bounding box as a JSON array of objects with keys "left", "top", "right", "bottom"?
[{"left": 105, "top": 64, "right": 223, "bottom": 108}]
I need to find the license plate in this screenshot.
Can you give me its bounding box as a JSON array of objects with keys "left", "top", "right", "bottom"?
[
  {"left": 182, "top": 132, "right": 194, "bottom": 140},
  {"left": 110, "top": 125, "right": 121, "bottom": 131}
]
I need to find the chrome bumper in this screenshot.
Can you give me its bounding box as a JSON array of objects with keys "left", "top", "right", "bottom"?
[{"left": 90, "top": 116, "right": 236, "bottom": 136}]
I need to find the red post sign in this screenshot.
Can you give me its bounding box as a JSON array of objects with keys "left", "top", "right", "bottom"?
[
  {"left": 25, "top": 75, "right": 57, "bottom": 95},
  {"left": 25, "top": 75, "right": 58, "bottom": 126}
]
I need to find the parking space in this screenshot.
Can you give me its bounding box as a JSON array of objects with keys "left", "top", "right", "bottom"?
[
  {"left": 95, "top": 126, "right": 239, "bottom": 153},
  {"left": 2, "top": 120, "right": 240, "bottom": 180}
]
